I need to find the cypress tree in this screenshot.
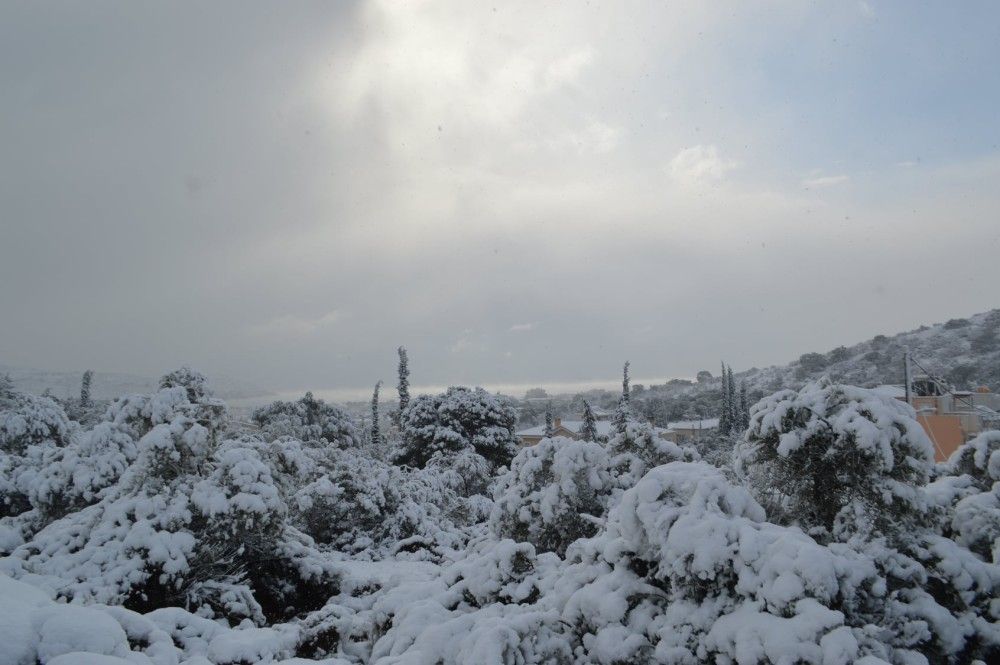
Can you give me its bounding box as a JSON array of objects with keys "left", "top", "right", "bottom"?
[
  {"left": 544, "top": 406, "right": 554, "bottom": 437},
  {"left": 580, "top": 400, "right": 599, "bottom": 442},
  {"left": 719, "top": 362, "right": 732, "bottom": 435},
  {"left": 397, "top": 346, "right": 410, "bottom": 414},
  {"left": 613, "top": 361, "right": 632, "bottom": 434},
  {"left": 371, "top": 380, "right": 383, "bottom": 448},
  {"left": 621, "top": 361, "right": 631, "bottom": 406},
  {"left": 303, "top": 391, "right": 319, "bottom": 426},
  {"left": 80, "top": 369, "right": 94, "bottom": 407}
]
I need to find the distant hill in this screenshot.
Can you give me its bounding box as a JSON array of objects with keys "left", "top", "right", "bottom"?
[
  {"left": 741, "top": 308, "right": 1000, "bottom": 394},
  {"left": 0, "top": 364, "right": 271, "bottom": 401},
  {"left": 517, "top": 308, "right": 1000, "bottom": 428}
]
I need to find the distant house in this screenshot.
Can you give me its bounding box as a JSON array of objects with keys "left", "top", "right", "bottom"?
[
  {"left": 874, "top": 382, "right": 1000, "bottom": 462},
  {"left": 663, "top": 417, "right": 719, "bottom": 444},
  {"left": 516, "top": 416, "right": 716, "bottom": 447},
  {"left": 516, "top": 418, "right": 616, "bottom": 446}
]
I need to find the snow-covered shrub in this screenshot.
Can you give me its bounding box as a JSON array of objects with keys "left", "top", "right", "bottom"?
[
  {"left": 1, "top": 387, "right": 75, "bottom": 520},
  {"left": 291, "top": 446, "right": 470, "bottom": 556},
  {"left": 28, "top": 422, "right": 137, "bottom": 521},
  {"left": 561, "top": 461, "right": 876, "bottom": 663},
  {"left": 394, "top": 386, "right": 519, "bottom": 470},
  {"left": 3, "top": 420, "right": 339, "bottom": 624},
  {"left": 158, "top": 366, "right": 212, "bottom": 403},
  {"left": 606, "top": 420, "right": 699, "bottom": 488},
  {"left": 252, "top": 392, "right": 360, "bottom": 447},
  {"left": 931, "top": 431, "right": 1000, "bottom": 563},
  {"left": 944, "top": 430, "right": 1000, "bottom": 491},
  {"left": 105, "top": 374, "right": 226, "bottom": 444},
  {"left": 292, "top": 450, "right": 404, "bottom": 552},
  {"left": 425, "top": 447, "right": 494, "bottom": 498},
  {"left": 0, "top": 386, "right": 74, "bottom": 455},
  {"left": 737, "top": 379, "right": 935, "bottom": 544},
  {"left": 490, "top": 437, "right": 613, "bottom": 555}
]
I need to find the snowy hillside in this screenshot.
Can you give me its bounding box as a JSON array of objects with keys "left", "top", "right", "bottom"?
[
  {"left": 524, "top": 308, "right": 1000, "bottom": 429},
  {"left": 740, "top": 308, "right": 1000, "bottom": 394}
]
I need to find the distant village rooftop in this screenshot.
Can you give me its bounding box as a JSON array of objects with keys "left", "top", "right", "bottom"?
[{"left": 516, "top": 416, "right": 719, "bottom": 446}]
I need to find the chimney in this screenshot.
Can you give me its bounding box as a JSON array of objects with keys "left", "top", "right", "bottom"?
[{"left": 554, "top": 417, "right": 561, "bottom": 428}]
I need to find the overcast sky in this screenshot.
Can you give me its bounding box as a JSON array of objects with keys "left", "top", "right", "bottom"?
[{"left": 2, "top": 1, "right": 999, "bottom": 397}]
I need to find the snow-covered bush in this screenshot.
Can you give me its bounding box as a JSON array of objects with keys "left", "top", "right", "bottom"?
[
  {"left": 606, "top": 420, "right": 699, "bottom": 487},
  {"left": 29, "top": 422, "right": 138, "bottom": 521},
  {"left": 394, "top": 386, "right": 519, "bottom": 470},
  {"left": 562, "top": 461, "right": 875, "bottom": 663},
  {"left": 490, "top": 437, "right": 613, "bottom": 556},
  {"left": 737, "top": 379, "right": 935, "bottom": 544},
  {"left": 2, "top": 414, "right": 339, "bottom": 624},
  {"left": 105, "top": 371, "right": 226, "bottom": 444},
  {"left": 1, "top": 387, "right": 75, "bottom": 520},
  {"left": 0, "top": 387, "right": 74, "bottom": 455},
  {"left": 253, "top": 392, "right": 360, "bottom": 447},
  {"left": 944, "top": 429, "right": 1000, "bottom": 491},
  {"left": 930, "top": 431, "right": 1000, "bottom": 563},
  {"left": 158, "top": 366, "right": 212, "bottom": 403},
  {"left": 425, "top": 447, "right": 494, "bottom": 498}
]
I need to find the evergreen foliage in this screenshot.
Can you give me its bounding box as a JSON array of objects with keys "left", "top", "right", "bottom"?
[
  {"left": 394, "top": 386, "right": 519, "bottom": 469},
  {"left": 612, "top": 361, "right": 632, "bottom": 434},
  {"left": 79, "top": 370, "right": 93, "bottom": 407},
  {"left": 719, "top": 361, "right": 732, "bottom": 435},
  {"left": 370, "top": 380, "right": 382, "bottom": 449},
  {"left": 396, "top": 346, "right": 410, "bottom": 414},
  {"left": 580, "top": 400, "right": 598, "bottom": 442}
]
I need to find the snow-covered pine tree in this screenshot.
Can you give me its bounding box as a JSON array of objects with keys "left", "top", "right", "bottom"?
[
  {"left": 80, "top": 370, "right": 93, "bottom": 407},
  {"left": 580, "top": 400, "right": 599, "bottom": 442},
  {"left": 613, "top": 361, "right": 631, "bottom": 434},
  {"left": 397, "top": 346, "right": 410, "bottom": 413},
  {"left": 544, "top": 407, "right": 554, "bottom": 437},
  {"left": 371, "top": 380, "right": 382, "bottom": 449},
  {"left": 718, "top": 362, "right": 732, "bottom": 435}
]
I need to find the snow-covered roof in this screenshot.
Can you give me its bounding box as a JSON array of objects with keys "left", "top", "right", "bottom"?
[
  {"left": 872, "top": 385, "right": 907, "bottom": 399},
  {"left": 665, "top": 417, "right": 719, "bottom": 431}
]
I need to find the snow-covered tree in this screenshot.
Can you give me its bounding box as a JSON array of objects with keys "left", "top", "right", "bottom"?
[
  {"left": 718, "top": 361, "right": 732, "bottom": 435},
  {"left": 79, "top": 370, "right": 93, "bottom": 408},
  {"left": 612, "top": 361, "right": 632, "bottom": 434},
  {"left": 930, "top": 430, "right": 1000, "bottom": 562},
  {"left": 252, "top": 393, "right": 359, "bottom": 448},
  {"left": 370, "top": 380, "right": 382, "bottom": 449},
  {"left": 158, "top": 366, "right": 212, "bottom": 403},
  {"left": 605, "top": 420, "right": 698, "bottom": 487},
  {"left": 737, "top": 379, "right": 935, "bottom": 544},
  {"left": 543, "top": 407, "right": 554, "bottom": 437},
  {"left": 397, "top": 346, "right": 410, "bottom": 414},
  {"left": 394, "top": 386, "right": 518, "bottom": 470},
  {"left": 490, "top": 437, "right": 613, "bottom": 555},
  {"left": 1, "top": 386, "right": 75, "bottom": 520},
  {"left": 580, "top": 401, "right": 599, "bottom": 442}
]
